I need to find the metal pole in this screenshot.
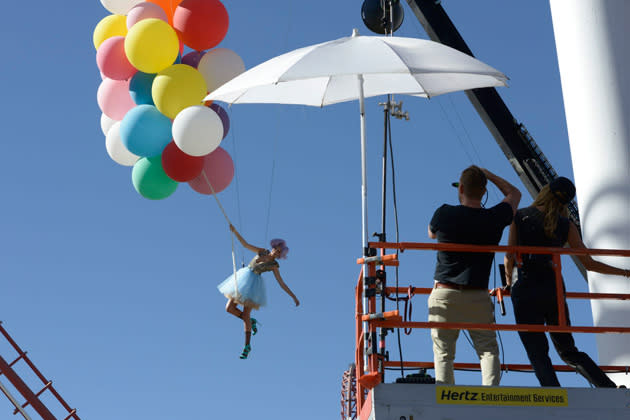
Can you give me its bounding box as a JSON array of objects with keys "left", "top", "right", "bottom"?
[
  {"left": 380, "top": 101, "right": 389, "bottom": 242},
  {"left": 358, "top": 73, "right": 370, "bottom": 373}
]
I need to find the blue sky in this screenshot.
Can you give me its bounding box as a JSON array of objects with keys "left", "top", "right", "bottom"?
[{"left": 0, "top": 1, "right": 605, "bottom": 419}]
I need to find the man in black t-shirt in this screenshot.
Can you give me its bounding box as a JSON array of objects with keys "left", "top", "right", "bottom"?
[{"left": 428, "top": 165, "right": 520, "bottom": 386}]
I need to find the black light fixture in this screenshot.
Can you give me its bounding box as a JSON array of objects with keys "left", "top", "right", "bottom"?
[{"left": 361, "top": 0, "right": 404, "bottom": 35}]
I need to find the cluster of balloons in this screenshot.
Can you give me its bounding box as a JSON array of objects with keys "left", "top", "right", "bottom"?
[{"left": 95, "top": 0, "right": 245, "bottom": 200}]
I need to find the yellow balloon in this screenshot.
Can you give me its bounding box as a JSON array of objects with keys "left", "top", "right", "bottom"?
[
  {"left": 93, "top": 14, "right": 128, "bottom": 50},
  {"left": 152, "top": 65, "right": 207, "bottom": 120},
  {"left": 124, "top": 18, "right": 179, "bottom": 74}
]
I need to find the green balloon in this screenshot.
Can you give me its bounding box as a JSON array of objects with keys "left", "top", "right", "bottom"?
[{"left": 132, "top": 156, "right": 178, "bottom": 200}]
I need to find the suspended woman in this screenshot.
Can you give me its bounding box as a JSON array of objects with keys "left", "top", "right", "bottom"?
[{"left": 218, "top": 224, "right": 300, "bottom": 359}]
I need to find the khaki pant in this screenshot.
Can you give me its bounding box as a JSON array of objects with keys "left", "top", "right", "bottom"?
[{"left": 428, "top": 287, "right": 500, "bottom": 386}]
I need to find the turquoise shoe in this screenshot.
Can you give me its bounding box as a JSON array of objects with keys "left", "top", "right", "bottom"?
[
  {"left": 251, "top": 318, "right": 259, "bottom": 336},
  {"left": 239, "top": 344, "right": 251, "bottom": 359}
]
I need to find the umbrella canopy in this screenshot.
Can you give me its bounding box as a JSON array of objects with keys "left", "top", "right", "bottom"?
[{"left": 205, "top": 29, "right": 508, "bottom": 106}]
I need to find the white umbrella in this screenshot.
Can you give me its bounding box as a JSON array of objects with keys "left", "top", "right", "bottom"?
[{"left": 205, "top": 28, "right": 508, "bottom": 257}]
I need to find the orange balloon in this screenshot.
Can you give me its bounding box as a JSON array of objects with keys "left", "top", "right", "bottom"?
[{"left": 148, "top": 0, "right": 183, "bottom": 23}]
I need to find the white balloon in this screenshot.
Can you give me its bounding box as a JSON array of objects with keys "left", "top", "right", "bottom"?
[
  {"left": 106, "top": 121, "right": 140, "bottom": 166},
  {"left": 197, "top": 48, "right": 246, "bottom": 93},
  {"left": 100, "top": 0, "right": 145, "bottom": 15},
  {"left": 172, "top": 106, "right": 223, "bottom": 157},
  {"left": 100, "top": 113, "right": 118, "bottom": 136}
]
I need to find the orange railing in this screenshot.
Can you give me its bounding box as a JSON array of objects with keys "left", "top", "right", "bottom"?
[{"left": 354, "top": 241, "right": 630, "bottom": 417}]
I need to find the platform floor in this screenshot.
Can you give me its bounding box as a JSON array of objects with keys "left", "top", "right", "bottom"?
[{"left": 363, "top": 383, "right": 630, "bottom": 420}]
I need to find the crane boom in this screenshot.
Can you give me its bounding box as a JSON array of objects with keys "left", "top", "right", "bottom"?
[{"left": 405, "top": 0, "right": 585, "bottom": 277}]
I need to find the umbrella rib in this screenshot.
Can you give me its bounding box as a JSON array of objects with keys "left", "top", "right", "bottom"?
[
  {"left": 232, "top": 90, "right": 250, "bottom": 105},
  {"left": 410, "top": 68, "right": 509, "bottom": 80},
  {"left": 275, "top": 38, "right": 341, "bottom": 83},
  {"left": 320, "top": 76, "right": 333, "bottom": 108},
  {"left": 379, "top": 38, "right": 414, "bottom": 76}
]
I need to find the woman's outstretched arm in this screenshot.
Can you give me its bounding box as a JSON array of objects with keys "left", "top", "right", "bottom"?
[
  {"left": 230, "top": 224, "right": 265, "bottom": 253},
  {"left": 567, "top": 222, "right": 630, "bottom": 278},
  {"left": 272, "top": 268, "right": 300, "bottom": 306}
]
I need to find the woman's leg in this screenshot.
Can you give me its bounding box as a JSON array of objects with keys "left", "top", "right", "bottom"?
[
  {"left": 226, "top": 299, "right": 243, "bottom": 319},
  {"left": 238, "top": 306, "right": 253, "bottom": 359},
  {"left": 242, "top": 306, "right": 253, "bottom": 343},
  {"left": 512, "top": 287, "right": 561, "bottom": 387},
  {"left": 549, "top": 303, "right": 617, "bottom": 387}
]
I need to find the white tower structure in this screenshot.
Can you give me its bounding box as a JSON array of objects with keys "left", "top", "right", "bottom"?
[{"left": 550, "top": 0, "right": 630, "bottom": 387}]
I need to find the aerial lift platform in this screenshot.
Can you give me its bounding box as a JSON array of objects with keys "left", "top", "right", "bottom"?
[{"left": 342, "top": 241, "right": 630, "bottom": 420}]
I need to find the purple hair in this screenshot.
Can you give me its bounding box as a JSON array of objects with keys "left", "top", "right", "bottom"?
[{"left": 270, "top": 238, "right": 289, "bottom": 259}]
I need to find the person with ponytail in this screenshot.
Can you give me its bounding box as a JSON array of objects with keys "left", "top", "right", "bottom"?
[
  {"left": 504, "top": 177, "right": 630, "bottom": 387},
  {"left": 218, "top": 224, "right": 300, "bottom": 359}
]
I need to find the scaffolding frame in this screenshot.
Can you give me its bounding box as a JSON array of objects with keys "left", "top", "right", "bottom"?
[{"left": 0, "top": 322, "right": 80, "bottom": 420}]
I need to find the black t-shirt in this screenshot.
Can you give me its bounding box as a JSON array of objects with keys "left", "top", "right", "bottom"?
[
  {"left": 429, "top": 202, "right": 513, "bottom": 288},
  {"left": 514, "top": 206, "right": 570, "bottom": 272}
]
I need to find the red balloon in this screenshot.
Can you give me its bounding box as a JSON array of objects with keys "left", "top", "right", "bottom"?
[
  {"left": 162, "top": 142, "right": 204, "bottom": 182},
  {"left": 188, "top": 147, "right": 234, "bottom": 194},
  {"left": 173, "top": 0, "right": 229, "bottom": 51}
]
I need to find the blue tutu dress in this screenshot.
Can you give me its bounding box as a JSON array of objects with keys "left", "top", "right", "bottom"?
[{"left": 217, "top": 250, "right": 279, "bottom": 310}]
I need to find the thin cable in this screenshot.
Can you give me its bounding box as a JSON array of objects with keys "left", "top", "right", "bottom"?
[
  {"left": 384, "top": 1, "right": 401, "bottom": 376},
  {"left": 227, "top": 108, "right": 244, "bottom": 266},
  {"left": 446, "top": 95, "right": 485, "bottom": 165},
  {"left": 264, "top": 150, "right": 276, "bottom": 243},
  {"left": 459, "top": 260, "right": 505, "bottom": 382},
  {"left": 491, "top": 256, "right": 506, "bottom": 381},
  {"left": 407, "top": 21, "right": 493, "bottom": 196},
  {"left": 201, "top": 170, "right": 240, "bottom": 298},
  {"left": 201, "top": 170, "right": 231, "bottom": 224},
  {"left": 407, "top": 19, "right": 495, "bottom": 379},
  {"left": 408, "top": 15, "right": 493, "bottom": 194},
  {"left": 263, "top": 1, "right": 294, "bottom": 243},
  {"left": 387, "top": 110, "right": 406, "bottom": 378},
  {"left": 444, "top": 96, "right": 502, "bottom": 202},
  {"left": 462, "top": 330, "right": 475, "bottom": 349},
  {"left": 437, "top": 99, "right": 478, "bottom": 165}
]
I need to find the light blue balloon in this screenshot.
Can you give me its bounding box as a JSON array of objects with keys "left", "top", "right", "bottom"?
[
  {"left": 129, "top": 72, "right": 156, "bottom": 106},
  {"left": 120, "top": 105, "right": 172, "bottom": 157}
]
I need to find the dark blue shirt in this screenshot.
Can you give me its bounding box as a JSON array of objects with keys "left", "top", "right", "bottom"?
[{"left": 429, "top": 202, "right": 513, "bottom": 288}]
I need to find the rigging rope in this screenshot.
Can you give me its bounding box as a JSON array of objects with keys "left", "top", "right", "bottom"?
[
  {"left": 226, "top": 108, "right": 244, "bottom": 267},
  {"left": 263, "top": 140, "right": 277, "bottom": 243},
  {"left": 263, "top": 2, "right": 293, "bottom": 243},
  {"left": 386, "top": 109, "right": 406, "bottom": 377},
  {"left": 201, "top": 170, "right": 240, "bottom": 299}
]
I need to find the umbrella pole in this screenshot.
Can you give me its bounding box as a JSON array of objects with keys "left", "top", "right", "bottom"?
[
  {"left": 359, "top": 79, "right": 368, "bottom": 257},
  {"left": 358, "top": 75, "right": 371, "bottom": 374}
]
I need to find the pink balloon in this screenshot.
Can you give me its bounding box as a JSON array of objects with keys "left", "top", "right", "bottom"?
[
  {"left": 188, "top": 147, "right": 234, "bottom": 194},
  {"left": 96, "top": 36, "right": 137, "bottom": 81},
  {"left": 97, "top": 78, "right": 135, "bottom": 120},
  {"left": 127, "top": 2, "right": 168, "bottom": 28}
]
